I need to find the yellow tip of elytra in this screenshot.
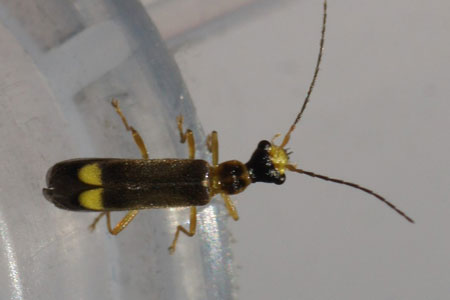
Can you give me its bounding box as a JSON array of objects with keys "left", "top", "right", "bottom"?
[
  {"left": 79, "top": 188, "right": 104, "bottom": 210},
  {"left": 78, "top": 163, "right": 102, "bottom": 186}
]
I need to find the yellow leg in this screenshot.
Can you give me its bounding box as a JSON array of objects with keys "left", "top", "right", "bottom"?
[
  {"left": 177, "top": 115, "right": 195, "bottom": 159},
  {"left": 169, "top": 116, "right": 198, "bottom": 253},
  {"left": 221, "top": 193, "right": 239, "bottom": 221},
  {"left": 168, "top": 206, "right": 197, "bottom": 254},
  {"left": 89, "top": 99, "right": 148, "bottom": 234},
  {"left": 88, "top": 210, "right": 140, "bottom": 235},
  {"left": 105, "top": 210, "right": 140, "bottom": 235},
  {"left": 206, "top": 131, "right": 218, "bottom": 166},
  {"left": 206, "top": 130, "right": 239, "bottom": 220},
  {"left": 88, "top": 212, "right": 106, "bottom": 232},
  {"left": 112, "top": 99, "right": 149, "bottom": 159}
]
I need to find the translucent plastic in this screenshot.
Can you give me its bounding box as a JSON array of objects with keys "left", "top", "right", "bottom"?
[{"left": 0, "top": 0, "right": 234, "bottom": 299}]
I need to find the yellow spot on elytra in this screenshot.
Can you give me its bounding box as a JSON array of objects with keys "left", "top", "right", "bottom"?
[
  {"left": 79, "top": 188, "right": 104, "bottom": 210},
  {"left": 78, "top": 163, "right": 102, "bottom": 186}
]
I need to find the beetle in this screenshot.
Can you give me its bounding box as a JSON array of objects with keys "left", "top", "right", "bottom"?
[{"left": 43, "top": 1, "right": 413, "bottom": 254}]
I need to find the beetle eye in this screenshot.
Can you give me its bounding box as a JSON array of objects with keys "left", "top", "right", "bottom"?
[
  {"left": 257, "top": 140, "right": 271, "bottom": 150},
  {"left": 275, "top": 174, "right": 286, "bottom": 185}
]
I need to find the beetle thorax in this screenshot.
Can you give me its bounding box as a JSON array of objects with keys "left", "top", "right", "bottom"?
[{"left": 210, "top": 161, "right": 252, "bottom": 196}]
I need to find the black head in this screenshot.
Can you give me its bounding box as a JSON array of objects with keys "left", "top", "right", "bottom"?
[{"left": 245, "top": 140, "right": 288, "bottom": 185}]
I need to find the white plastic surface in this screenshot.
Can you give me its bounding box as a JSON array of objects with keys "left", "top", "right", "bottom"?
[{"left": 0, "top": 0, "right": 234, "bottom": 299}]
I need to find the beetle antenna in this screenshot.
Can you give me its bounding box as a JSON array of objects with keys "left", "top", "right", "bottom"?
[
  {"left": 286, "top": 164, "right": 414, "bottom": 223},
  {"left": 280, "top": 0, "right": 327, "bottom": 148}
]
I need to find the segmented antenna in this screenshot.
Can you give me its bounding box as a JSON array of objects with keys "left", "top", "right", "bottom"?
[
  {"left": 281, "top": 0, "right": 327, "bottom": 148},
  {"left": 286, "top": 165, "right": 415, "bottom": 223},
  {"left": 280, "top": 1, "right": 414, "bottom": 223}
]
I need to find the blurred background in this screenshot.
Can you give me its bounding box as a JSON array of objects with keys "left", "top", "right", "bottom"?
[{"left": 0, "top": 0, "right": 449, "bottom": 299}]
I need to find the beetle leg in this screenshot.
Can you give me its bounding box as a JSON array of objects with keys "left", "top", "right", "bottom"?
[
  {"left": 169, "top": 118, "right": 197, "bottom": 253},
  {"left": 205, "top": 131, "right": 239, "bottom": 220},
  {"left": 105, "top": 210, "right": 140, "bottom": 235},
  {"left": 112, "top": 99, "right": 149, "bottom": 159},
  {"left": 168, "top": 206, "right": 197, "bottom": 254},
  {"left": 88, "top": 210, "right": 140, "bottom": 235},
  {"left": 206, "top": 131, "right": 218, "bottom": 166},
  {"left": 88, "top": 212, "right": 107, "bottom": 231},
  {"left": 88, "top": 100, "right": 148, "bottom": 234},
  {"left": 176, "top": 115, "right": 195, "bottom": 159},
  {"left": 221, "top": 193, "right": 239, "bottom": 221},
  {"left": 206, "top": 130, "right": 239, "bottom": 220}
]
